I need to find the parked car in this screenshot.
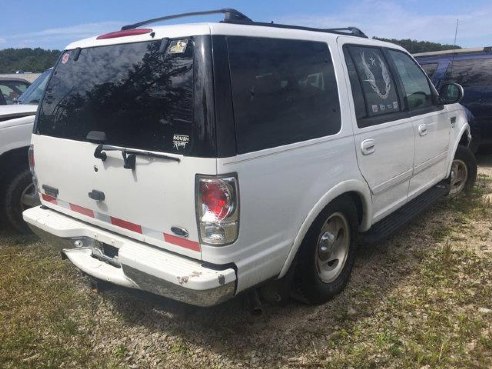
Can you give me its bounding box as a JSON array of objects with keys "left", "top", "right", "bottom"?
[
  {"left": 17, "top": 68, "right": 53, "bottom": 105},
  {"left": 415, "top": 47, "right": 492, "bottom": 152},
  {"left": 0, "top": 77, "right": 30, "bottom": 105},
  {"left": 0, "top": 69, "right": 52, "bottom": 232},
  {"left": 24, "top": 9, "right": 476, "bottom": 307}
]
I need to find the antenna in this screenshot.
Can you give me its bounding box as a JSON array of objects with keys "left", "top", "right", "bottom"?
[
  {"left": 453, "top": 19, "right": 459, "bottom": 47},
  {"left": 447, "top": 18, "right": 459, "bottom": 87}
]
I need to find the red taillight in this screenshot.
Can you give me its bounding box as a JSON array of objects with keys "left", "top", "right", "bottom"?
[
  {"left": 196, "top": 176, "right": 239, "bottom": 245},
  {"left": 200, "top": 181, "right": 233, "bottom": 221},
  {"left": 96, "top": 28, "right": 153, "bottom": 40},
  {"left": 28, "top": 144, "right": 35, "bottom": 173}
]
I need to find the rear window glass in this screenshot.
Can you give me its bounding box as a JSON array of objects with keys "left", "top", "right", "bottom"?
[
  {"left": 444, "top": 57, "right": 492, "bottom": 87},
  {"left": 36, "top": 39, "right": 194, "bottom": 154},
  {"left": 227, "top": 37, "right": 341, "bottom": 154},
  {"left": 346, "top": 46, "right": 400, "bottom": 117}
]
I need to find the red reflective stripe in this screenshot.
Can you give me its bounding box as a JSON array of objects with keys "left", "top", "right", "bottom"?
[
  {"left": 110, "top": 216, "right": 142, "bottom": 234},
  {"left": 164, "top": 233, "right": 201, "bottom": 252},
  {"left": 41, "top": 193, "right": 57, "bottom": 204},
  {"left": 69, "top": 203, "right": 94, "bottom": 218}
]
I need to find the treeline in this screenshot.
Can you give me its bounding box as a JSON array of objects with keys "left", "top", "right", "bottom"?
[
  {"left": 0, "top": 48, "right": 61, "bottom": 73},
  {"left": 373, "top": 37, "right": 461, "bottom": 53}
]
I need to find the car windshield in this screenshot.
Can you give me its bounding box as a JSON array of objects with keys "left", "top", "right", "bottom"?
[
  {"left": 36, "top": 39, "right": 194, "bottom": 154},
  {"left": 18, "top": 69, "right": 52, "bottom": 105}
]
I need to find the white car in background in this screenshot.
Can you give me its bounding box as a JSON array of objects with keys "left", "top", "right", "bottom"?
[{"left": 0, "top": 69, "right": 52, "bottom": 232}]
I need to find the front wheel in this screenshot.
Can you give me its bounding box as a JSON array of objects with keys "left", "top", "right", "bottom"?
[
  {"left": 448, "top": 145, "right": 477, "bottom": 196},
  {"left": 296, "top": 197, "right": 358, "bottom": 304}
]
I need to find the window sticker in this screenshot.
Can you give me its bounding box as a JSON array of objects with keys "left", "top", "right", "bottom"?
[
  {"left": 173, "top": 134, "right": 190, "bottom": 150},
  {"left": 168, "top": 39, "right": 188, "bottom": 54},
  {"left": 387, "top": 103, "right": 393, "bottom": 110},
  {"left": 61, "top": 52, "right": 70, "bottom": 64},
  {"left": 393, "top": 101, "right": 399, "bottom": 109},
  {"left": 360, "top": 51, "right": 391, "bottom": 100},
  {"left": 371, "top": 104, "right": 379, "bottom": 113},
  {"left": 379, "top": 104, "right": 386, "bottom": 111}
]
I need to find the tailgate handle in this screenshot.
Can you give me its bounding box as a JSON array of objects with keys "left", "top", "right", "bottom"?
[{"left": 88, "top": 189, "right": 105, "bottom": 201}]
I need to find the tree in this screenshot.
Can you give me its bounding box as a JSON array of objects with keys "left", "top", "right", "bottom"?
[
  {"left": 373, "top": 38, "right": 461, "bottom": 54},
  {"left": 0, "top": 48, "right": 61, "bottom": 73}
]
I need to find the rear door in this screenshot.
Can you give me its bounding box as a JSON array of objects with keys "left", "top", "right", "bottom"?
[
  {"left": 33, "top": 36, "right": 216, "bottom": 259},
  {"left": 342, "top": 43, "right": 414, "bottom": 222}
]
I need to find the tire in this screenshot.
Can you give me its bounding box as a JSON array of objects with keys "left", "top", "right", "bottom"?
[
  {"left": 2, "top": 168, "right": 39, "bottom": 233},
  {"left": 295, "top": 197, "right": 358, "bottom": 304},
  {"left": 448, "top": 145, "right": 477, "bottom": 197}
]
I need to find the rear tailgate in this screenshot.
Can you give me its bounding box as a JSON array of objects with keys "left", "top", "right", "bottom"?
[
  {"left": 33, "top": 134, "right": 215, "bottom": 258},
  {"left": 32, "top": 35, "right": 216, "bottom": 259}
]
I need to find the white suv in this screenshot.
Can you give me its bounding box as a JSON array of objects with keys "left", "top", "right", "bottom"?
[{"left": 23, "top": 9, "right": 476, "bottom": 306}]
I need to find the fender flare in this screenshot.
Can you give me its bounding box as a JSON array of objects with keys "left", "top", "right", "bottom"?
[
  {"left": 277, "top": 179, "right": 372, "bottom": 278},
  {"left": 446, "top": 123, "right": 471, "bottom": 177}
]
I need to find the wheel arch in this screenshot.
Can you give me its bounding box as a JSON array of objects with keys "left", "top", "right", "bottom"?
[
  {"left": 277, "top": 180, "right": 371, "bottom": 279},
  {"left": 447, "top": 123, "right": 471, "bottom": 177},
  {"left": 0, "top": 146, "right": 30, "bottom": 182}
]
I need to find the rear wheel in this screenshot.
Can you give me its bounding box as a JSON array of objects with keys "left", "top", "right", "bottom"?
[
  {"left": 296, "top": 197, "right": 358, "bottom": 304},
  {"left": 2, "top": 168, "right": 39, "bottom": 233},
  {"left": 448, "top": 145, "right": 477, "bottom": 196}
]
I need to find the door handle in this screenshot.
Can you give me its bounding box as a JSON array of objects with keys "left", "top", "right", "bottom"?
[
  {"left": 361, "top": 139, "right": 376, "bottom": 155},
  {"left": 418, "top": 123, "right": 427, "bottom": 136}
]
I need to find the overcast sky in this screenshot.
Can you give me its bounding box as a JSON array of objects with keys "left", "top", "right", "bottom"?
[{"left": 1, "top": 0, "right": 491, "bottom": 50}]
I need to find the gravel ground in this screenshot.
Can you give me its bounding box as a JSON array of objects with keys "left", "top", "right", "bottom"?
[{"left": 1, "top": 152, "right": 491, "bottom": 369}]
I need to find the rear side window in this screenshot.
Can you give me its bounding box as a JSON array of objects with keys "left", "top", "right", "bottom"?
[
  {"left": 37, "top": 39, "right": 194, "bottom": 154},
  {"left": 227, "top": 37, "right": 341, "bottom": 154},
  {"left": 388, "top": 50, "right": 433, "bottom": 110},
  {"left": 444, "top": 57, "right": 492, "bottom": 87},
  {"left": 420, "top": 63, "right": 438, "bottom": 79},
  {"left": 346, "top": 46, "right": 400, "bottom": 118}
]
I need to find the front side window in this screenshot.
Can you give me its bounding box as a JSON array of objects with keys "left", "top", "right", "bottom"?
[
  {"left": 36, "top": 39, "right": 194, "bottom": 154},
  {"left": 420, "top": 63, "right": 438, "bottom": 79},
  {"left": 227, "top": 37, "right": 341, "bottom": 154},
  {"left": 444, "top": 57, "right": 492, "bottom": 87},
  {"left": 388, "top": 50, "right": 433, "bottom": 110}
]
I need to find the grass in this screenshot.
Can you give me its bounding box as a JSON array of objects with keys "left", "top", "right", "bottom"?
[{"left": 0, "top": 173, "right": 491, "bottom": 368}]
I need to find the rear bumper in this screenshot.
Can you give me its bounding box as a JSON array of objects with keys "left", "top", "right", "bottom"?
[{"left": 23, "top": 206, "right": 236, "bottom": 307}]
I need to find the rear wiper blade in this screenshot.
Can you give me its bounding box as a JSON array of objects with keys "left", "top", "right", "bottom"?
[{"left": 94, "top": 144, "right": 180, "bottom": 170}]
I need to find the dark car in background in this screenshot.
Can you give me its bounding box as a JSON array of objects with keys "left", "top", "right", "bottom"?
[
  {"left": 415, "top": 47, "right": 492, "bottom": 152},
  {"left": 0, "top": 78, "right": 30, "bottom": 105}
]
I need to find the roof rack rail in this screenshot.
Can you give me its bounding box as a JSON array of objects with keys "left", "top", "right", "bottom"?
[
  {"left": 121, "top": 8, "right": 252, "bottom": 30},
  {"left": 225, "top": 19, "right": 368, "bottom": 38},
  {"left": 121, "top": 8, "right": 367, "bottom": 39}
]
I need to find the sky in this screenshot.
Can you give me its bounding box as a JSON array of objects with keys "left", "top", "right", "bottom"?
[{"left": 1, "top": 0, "right": 491, "bottom": 50}]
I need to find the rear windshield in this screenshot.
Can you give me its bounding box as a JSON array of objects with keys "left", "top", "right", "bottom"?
[{"left": 36, "top": 39, "right": 194, "bottom": 154}]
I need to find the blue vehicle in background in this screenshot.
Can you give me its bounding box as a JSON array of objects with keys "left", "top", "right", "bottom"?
[{"left": 415, "top": 47, "right": 492, "bottom": 152}]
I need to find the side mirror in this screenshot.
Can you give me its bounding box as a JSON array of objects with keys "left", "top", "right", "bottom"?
[{"left": 439, "top": 83, "right": 464, "bottom": 104}]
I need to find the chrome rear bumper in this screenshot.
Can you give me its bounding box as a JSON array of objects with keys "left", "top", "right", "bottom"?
[{"left": 24, "top": 206, "right": 236, "bottom": 307}]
